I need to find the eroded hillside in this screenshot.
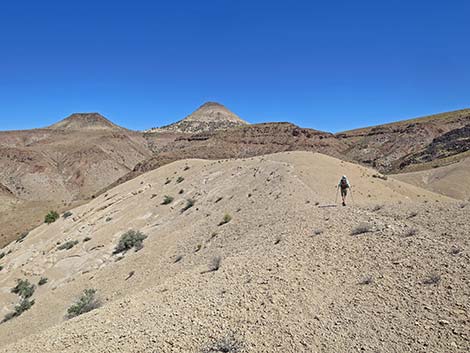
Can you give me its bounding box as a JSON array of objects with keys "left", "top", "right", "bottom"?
[{"left": 0, "top": 152, "right": 468, "bottom": 352}]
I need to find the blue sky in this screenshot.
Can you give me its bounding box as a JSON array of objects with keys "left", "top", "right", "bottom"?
[{"left": 0, "top": 0, "right": 469, "bottom": 132}]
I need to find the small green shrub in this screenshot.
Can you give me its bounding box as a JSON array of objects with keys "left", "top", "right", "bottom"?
[
  {"left": 181, "top": 199, "right": 195, "bottom": 213},
  {"left": 2, "top": 298, "right": 35, "bottom": 323},
  {"left": 83, "top": 237, "right": 92, "bottom": 242},
  {"left": 0, "top": 265, "right": 3, "bottom": 271},
  {"left": 176, "top": 176, "right": 184, "bottom": 184},
  {"left": 66, "top": 289, "right": 101, "bottom": 319},
  {"left": 423, "top": 273, "right": 441, "bottom": 285},
  {"left": 16, "top": 232, "right": 29, "bottom": 243},
  {"left": 164, "top": 178, "right": 171, "bottom": 185},
  {"left": 105, "top": 217, "right": 113, "bottom": 222},
  {"left": 162, "top": 195, "right": 174, "bottom": 205},
  {"left": 208, "top": 256, "right": 222, "bottom": 272},
  {"left": 0, "top": 252, "right": 4, "bottom": 260},
  {"left": 113, "top": 230, "right": 147, "bottom": 254},
  {"left": 38, "top": 277, "right": 48, "bottom": 286},
  {"left": 62, "top": 211, "right": 73, "bottom": 219},
  {"left": 202, "top": 333, "right": 244, "bottom": 353},
  {"left": 218, "top": 214, "right": 232, "bottom": 226},
  {"left": 403, "top": 228, "right": 418, "bottom": 237},
  {"left": 11, "top": 279, "right": 35, "bottom": 299},
  {"left": 351, "top": 223, "right": 372, "bottom": 235},
  {"left": 45, "top": 211, "right": 60, "bottom": 224},
  {"left": 183, "top": 165, "right": 190, "bottom": 171},
  {"left": 359, "top": 275, "right": 374, "bottom": 285},
  {"left": 57, "top": 240, "right": 79, "bottom": 251}
]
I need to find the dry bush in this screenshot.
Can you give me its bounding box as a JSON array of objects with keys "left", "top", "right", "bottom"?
[
  {"left": 66, "top": 288, "right": 101, "bottom": 319},
  {"left": 113, "top": 230, "right": 147, "bottom": 254},
  {"left": 422, "top": 273, "right": 441, "bottom": 285},
  {"left": 351, "top": 223, "right": 372, "bottom": 235}
]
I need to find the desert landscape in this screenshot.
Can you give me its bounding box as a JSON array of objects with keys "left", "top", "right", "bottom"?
[{"left": 0, "top": 104, "right": 469, "bottom": 352}]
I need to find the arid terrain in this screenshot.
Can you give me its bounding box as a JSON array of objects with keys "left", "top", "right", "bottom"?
[
  {"left": 0, "top": 104, "right": 469, "bottom": 352},
  {"left": 1, "top": 104, "right": 469, "bottom": 248},
  {"left": 0, "top": 151, "right": 468, "bottom": 352}
]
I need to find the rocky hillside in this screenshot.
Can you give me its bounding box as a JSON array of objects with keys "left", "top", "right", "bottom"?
[
  {"left": 147, "top": 102, "right": 248, "bottom": 134},
  {"left": 0, "top": 116, "right": 152, "bottom": 246},
  {"left": 113, "top": 122, "right": 346, "bottom": 189},
  {"left": 0, "top": 152, "right": 467, "bottom": 352},
  {"left": 336, "top": 108, "right": 470, "bottom": 173}
]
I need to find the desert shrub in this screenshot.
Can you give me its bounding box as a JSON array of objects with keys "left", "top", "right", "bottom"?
[
  {"left": 403, "top": 228, "right": 418, "bottom": 237},
  {"left": 105, "top": 217, "right": 113, "bottom": 222},
  {"left": 450, "top": 246, "right": 462, "bottom": 255},
  {"left": 66, "top": 289, "right": 101, "bottom": 319},
  {"left": 274, "top": 235, "right": 282, "bottom": 244},
  {"left": 2, "top": 298, "right": 35, "bottom": 323},
  {"left": 372, "top": 205, "right": 383, "bottom": 212},
  {"left": 0, "top": 252, "right": 4, "bottom": 260},
  {"left": 351, "top": 223, "right": 372, "bottom": 235},
  {"left": 176, "top": 176, "right": 184, "bottom": 184},
  {"left": 183, "top": 165, "right": 190, "bottom": 171},
  {"left": 408, "top": 211, "right": 418, "bottom": 218},
  {"left": 202, "top": 333, "right": 244, "bottom": 353},
  {"left": 62, "top": 211, "right": 73, "bottom": 219},
  {"left": 208, "top": 256, "right": 222, "bottom": 272},
  {"left": 218, "top": 214, "right": 232, "bottom": 226},
  {"left": 0, "top": 265, "right": 3, "bottom": 271},
  {"left": 194, "top": 244, "right": 202, "bottom": 252},
  {"left": 174, "top": 255, "right": 183, "bottom": 263},
  {"left": 178, "top": 189, "right": 184, "bottom": 194},
  {"left": 11, "top": 279, "right": 35, "bottom": 299},
  {"left": 372, "top": 174, "right": 388, "bottom": 180},
  {"left": 164, "top": 178, "right": 171, "bottom": 185},
  {"left": 113, "top": 230, "right": 147, "bottom": 254},
  {"left": 162, "top": 195, "right": 174, "bottom": 205},
  {"left": 423, "top": 273, "right": 441, "bottom": 285},
  {"left": 83, "top": 236, "right": 92, "bottom": 242},
  {"left": 181, "top": 199, "right": 195, "bottom": 213},
  {"left": 44, "top": 211, "right": 59, "bottom": 224},
  {"left": 313, "top": 229, "right": 323, "bottom": 235},
  {"left": 16, "top": 232, "right": 29, "bottom": 243},
  {"left": 57, "top": 240, "right": 79, "bottom": 251},
  {"left": 215, "top": 196, "right": 223, "bottom": 203},
  {"left": 38, "top": 277, "right": 48, "bottom": 286},
  {"left": 359, "top": 275, "right": 374, "bottom": 285}
]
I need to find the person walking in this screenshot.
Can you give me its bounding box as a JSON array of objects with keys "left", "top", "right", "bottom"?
[{"left": 337, "top": 175, "right": 351, "bottom": 206}]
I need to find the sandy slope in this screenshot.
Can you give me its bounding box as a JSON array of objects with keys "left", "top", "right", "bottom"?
[
  {"left": 0, "top": 152, "right": 468, "bottom": 352},
  {"left": 393, "top": 156, "right": 470, "bottom": 200}
]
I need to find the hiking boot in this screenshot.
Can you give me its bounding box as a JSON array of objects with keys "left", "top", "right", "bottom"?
[{"left": 342, "top": 201, "right": 346, "bottom": 206}]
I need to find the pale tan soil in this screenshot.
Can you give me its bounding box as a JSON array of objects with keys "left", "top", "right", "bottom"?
[
  {"left": 0, "top": 152, "right": 468, "bottom": 352},
  {"left": 393, "top": 156, "right": 470, "bottom": 200}
]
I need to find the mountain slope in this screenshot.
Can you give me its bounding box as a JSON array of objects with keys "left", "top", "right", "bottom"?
[
  {"left": 336, "top": 108, "right": 470, "bottom": 173},
  {"left": 0, "top": 152, "right": 467, "bottom": 353},
  {"left": 148, "top": 102, "right": 248, "bottom": 133},
  {"left": 393, "top": 154, "right": 470, "bottom": 200},
  {"left": 48, "top": 113, "right": 125, "bottom": 131},
  {"left": 0, "top": 124, "right": 152, "bottom": 246}
]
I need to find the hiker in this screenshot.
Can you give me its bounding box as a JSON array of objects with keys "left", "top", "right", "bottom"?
[{"left": 337, "top": 175, "right": 351, "bottom": 206}]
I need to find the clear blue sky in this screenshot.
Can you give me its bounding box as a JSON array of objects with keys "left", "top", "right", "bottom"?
[{"left": 0, "top": 0, "right": 469, "bottom": 132}]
